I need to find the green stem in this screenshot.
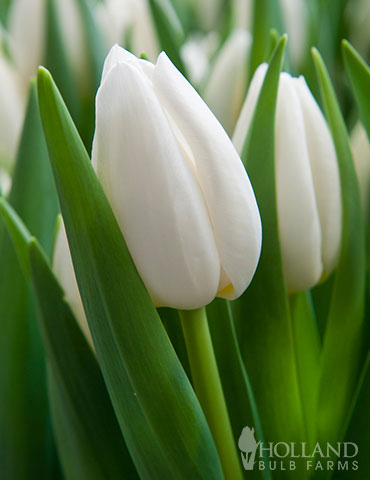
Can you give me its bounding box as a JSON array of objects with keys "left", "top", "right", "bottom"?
[{"left": 179, "top": 308, "right": 244, "bottom": 480}]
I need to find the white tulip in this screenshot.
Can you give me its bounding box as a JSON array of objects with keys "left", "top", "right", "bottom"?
[
  {"left": 279, "top": 0, "right": 307, "bottom": 67},
  {"left": 8, "top": 0, "right": 46, "bottom": 85},
  {"left": 190, "top": 0, "right": 223, "bottom": 31},
  {"left": 233, "top": 64, "right": 342, "bottom": 293},
  {"left": 351, "top": 122, "right": 370, "bottom": 221},
  {"left": 203, "top": 28, "right": 251, "bottom": 135},
  {"left": 180, "top": 32, "right": 219, "bottom": 88},
  {"left": 53, "top": 221, "right": 93, "bottom": 348},
  {"left": 90, "top": 45, "right": 262, "bottom": 310},
  {"left": 0, "top": 53, "right": 25, "bottom": 168},
  {"left": 8, "top": 0, "right": 88, "bottom": 91},
  {"left": 95, "top": 0, "right": 160, "bottom": 61}
]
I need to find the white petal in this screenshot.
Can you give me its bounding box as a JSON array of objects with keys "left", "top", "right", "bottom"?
[
  {"left": 232, "top": 63, "right": 268, "bottom": 155},
  {"left": 203, "top": 28, "right": 251, "bottom": 135},
  {"left": 92, "top": 61, "right": 220, "bottom": 309},
  {"left": 294, "top": 76, "right": 342, "bottom": 280},
  {"left": 275, "top": 74, "right": 322, "bottom": 291},
  {"left": 152, "top": 53, "right": 262, "bottom": 299},
  {"left": 0, "top": 55, "right": 25, "bottom": 165},
  {"left": 53, "top": 222, "right": 94, "bottom": 349}
]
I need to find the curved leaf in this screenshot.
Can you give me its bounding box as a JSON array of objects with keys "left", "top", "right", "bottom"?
[{"left": 312, "top": 48, "right": 366, "bottom": 445}]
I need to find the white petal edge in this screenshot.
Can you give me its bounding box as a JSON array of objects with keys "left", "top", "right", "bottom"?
[{"left": 232, "top": 63, "right": 268, "bottom": 155}]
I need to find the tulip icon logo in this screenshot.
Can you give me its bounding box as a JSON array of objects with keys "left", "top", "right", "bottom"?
[{"left": 238, "top": 426, "right": 259, "bottom": 470}]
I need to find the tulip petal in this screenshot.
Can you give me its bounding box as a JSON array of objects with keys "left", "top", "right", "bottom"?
[
  {"left": 53, "top": 221, "right": 93, "bottom": 348},
  {"left": 0, "top": 56, "right": 25, "bottom": 165},
  {"left": 152, "top": 52, "right": 262, "bottom": 299},
  {"left": 92, "top": 60, "right": 220, "bottom": 309},
  {"left": 294, "top": 76, "right": 342, "bottom": 279},
  {"left": 275, "top": 74, "right": 322, "bottom": 291},
  {"left": 203, "top": 28, "right": 251, "bottom": 135},
  {"left": 232, "top": 63, "right": 268, "bottom": 155}
]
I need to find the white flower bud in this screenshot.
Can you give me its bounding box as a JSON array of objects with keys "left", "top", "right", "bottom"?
[{"left": 233, "top": 64, "right": 342, "bottom": 292}]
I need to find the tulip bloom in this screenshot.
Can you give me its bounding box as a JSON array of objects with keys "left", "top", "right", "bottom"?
[
  {"left": 0, "top": 53, "right": 25, "bottom": 168},
  {"left": 94, "top": 0, "right": 160, "bottom": 61},
  {"left": 233, "top": 64, "right": 342, "bottom": 293},
  {"left": 203, "top": 28, "right": 251, "bottom": 135},
  {"left": 88, "top": 45, "right": 262, "bottom": 310}
]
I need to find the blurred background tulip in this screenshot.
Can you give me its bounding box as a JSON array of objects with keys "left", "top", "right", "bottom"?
[
  {"left": 0, "top": 51, "right": 25, "bottom": 172},
  {"left": 94, "top": 0, "right": 160, "bottom": 60},
  {"left": 351, "top": 121, "right": 370, "bottom": 222},
  {"left": 203, "top": 28, "right": 251, "bottom": 135},
  {"left": 233, "top": 64, "right": 342, "bottom": 292}
]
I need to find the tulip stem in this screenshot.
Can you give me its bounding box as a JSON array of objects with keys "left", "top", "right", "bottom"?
[{"left": 179, "top": 308, "right": 243, "bottom": 480}]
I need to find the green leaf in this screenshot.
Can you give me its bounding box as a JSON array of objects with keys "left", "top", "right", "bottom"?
[
  {"left": 289, "top": 292, "right": 321, "bottom": 448},
  {"left": 148, "top": 0, "right": 187, "bottom": 76},
  {"left": 75, "top": 0, "right": 106, "bottom": 148},
  {"left": 234, "top": 36, "right": 308, "bottom": 477},
  {"left": 0, "top": 197, "right": 139, "bottom": 479},
  {"left": 29, "top": 240, "right": 139, "bottom": 480},
  {"left": 342, "top": 40, "right": 370, "bottom": 140},
  {"left": 249, "top": 0, "right": 283, "bottom": 80},
  {"left": 335, "top": 352, "right": 370, "bottom": 478},
  {"left": 0, "top": 81, "right": 59, "bottom": 479},
  {"left": 207, "top": 298, "right": 271, "bottom": 480},
  {"left": 45, "top": 0, "right": 81, "bottom": 124},
  {"left": 312, "top": 48, "right": 366, "bottom": 444},
  {"left": 0, "top": 197, "right": 32, "bottom": 278},
  {"left": 37, "top": 67, "right": 223, "bottom": 479}
]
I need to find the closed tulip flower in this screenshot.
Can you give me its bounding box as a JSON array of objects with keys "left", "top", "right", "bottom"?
[
  {"left": 203, "top": 28, "right": 251, "bottom": 135},
  {"left": 0, "top": 52, "right": 25, "bottom": 168},
  {"left": 351, "top": 121, "right": 370, "bottom": 220},
  {"left": 233, "top": 64, "right": 342, "bottom": 293},
  {"left": 89, "top": 45, "right": 262, "bottom": 310}
]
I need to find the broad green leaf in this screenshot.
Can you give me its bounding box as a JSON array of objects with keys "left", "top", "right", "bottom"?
[
  {"left": 312, "top": 48, "right": 366, "bottom": 445},
  {"left": 234, "top": 36, "right": 307, "bottom": 477},
  {"left": 37, "top": 67, "right": 223, "bottom": 479},
  {"left": 207, "top": 298, "right": 271, "bottom": 480},
  {"left": 148, "top": 0, "right": 187, "bottom": 76},
  {"left": 342, "top": 40, "right": 370, "bottom": 141},
  {"left": 0, "top": 82, "right": 59, "bottom": 479}
]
